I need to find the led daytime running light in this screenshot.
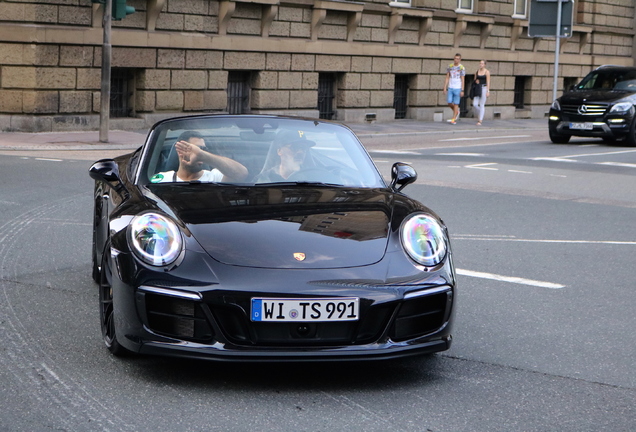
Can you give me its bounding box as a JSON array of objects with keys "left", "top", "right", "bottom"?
[
  {"left": 401, "top": 214, "right": 447, "bottom": 267},
  {"left": 130, "top": 213, "right": 182, "bottom": 266}
]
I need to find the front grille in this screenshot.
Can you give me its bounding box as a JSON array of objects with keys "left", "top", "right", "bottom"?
[
  {"left": 210, "top": 298, "right": 392, "bottom": 346},
  {"left": 390, "top": 292, "right": 449, "bottom": 342},
  {"left": 145, "top": 294, "right": 214, "bottom": 342},
  {"left": 561, "top": 104, "right": 608, "bottom": 116}
]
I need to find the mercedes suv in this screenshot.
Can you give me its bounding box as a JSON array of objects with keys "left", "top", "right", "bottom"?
[{"left": 548, "top": 65, "right": 636, "bottom": 146}]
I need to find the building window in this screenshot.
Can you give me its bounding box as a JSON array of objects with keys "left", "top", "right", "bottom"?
[
  {"left": 393, "top": 74, "right": 409, "bottom": 119},
  {"left": 227, "top": 71, "right": 251, "bottom": 114},
  {"left": 514, "top": 76, "right": 529, "bottom": 109},
  {"left": 110, "top": 68, "right": 135, "bottom": 118},
  {"left": 456, "top": 0, "right": 473, "bottom": 12},
  {"left": 513, "top": 0, "right": 527, "bottom": 18},
  {"left": 389, "top": 0, "right": 411, "bottom": 6},
  {"left": 318, "top": 73, "right": 336, "bottom": 120}
]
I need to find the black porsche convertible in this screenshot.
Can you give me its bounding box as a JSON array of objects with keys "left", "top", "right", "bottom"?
[{"left": 89, "top": 115, "right": 456, "bottom": 361}]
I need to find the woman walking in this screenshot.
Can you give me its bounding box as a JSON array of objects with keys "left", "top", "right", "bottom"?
[{"left": 473, "top": 60, "right": 491, "bottom": 126}]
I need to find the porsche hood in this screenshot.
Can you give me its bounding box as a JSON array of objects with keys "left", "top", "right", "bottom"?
[{"left": 146, "top": 185, "right": 398, "bottom": 269}]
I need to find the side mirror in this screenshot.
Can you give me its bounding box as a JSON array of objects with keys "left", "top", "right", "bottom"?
[
  {"left": 89, "top": 159, "right": 129, "bottom": 198},
  {"left": 389, "top": 162, "right": 417, "bottom": 192}
]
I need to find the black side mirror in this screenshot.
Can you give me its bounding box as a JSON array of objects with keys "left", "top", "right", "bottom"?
[
  {"left": 389, "top": 162, "right": 417, "bottom": 192},
  {"left": 89, "top": 159, "right": 129, "bottom": 198}
]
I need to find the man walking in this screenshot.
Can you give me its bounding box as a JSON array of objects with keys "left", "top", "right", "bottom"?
[{"left": 443, "top": 53, "right": 465, "bottom": 124}]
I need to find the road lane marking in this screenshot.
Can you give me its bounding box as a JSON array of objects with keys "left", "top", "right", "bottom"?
[
  {"left": 456, "top": 268, "right": 565, "bottom": 289},
  {"left": 439, "top": 135, "right": 531, "bottom": 142},
  {"left": 533, "top": 157, "right": 578, "bottom": 162},
  {"left": 508, "top": 169, "right": 532, "bottom": 174},
  {"left": 598, "top": 162, "right": 636, "bottom": 168},
  {"left": 438, "top": 152, "right": 485, "bottom": 157},
  {"left": 465, "top": 163, "right": 498, "bottom": 170},
  {"left": 35, "top": 158, "right": 63, "bottom": 162},
  {"left": 370, "top": 150, "right": 421, "bottom": 155},
  {"left": 453, "top": 235, "right": 636, "bottom": 246},
  {"left": 532, "top": 149, "right": 636, "bottom": 162}
]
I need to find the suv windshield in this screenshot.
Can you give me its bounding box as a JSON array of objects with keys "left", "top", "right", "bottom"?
[{"left": 575, "top": 69, "right": 636, "bottom": 91}]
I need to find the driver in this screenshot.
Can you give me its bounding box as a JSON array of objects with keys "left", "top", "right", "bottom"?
[
  {"left": 256, "top": 129, "right": 315, "bottom": 182},
  {"left": 151, "top": 131, "right": 248, "bottom": 183}
]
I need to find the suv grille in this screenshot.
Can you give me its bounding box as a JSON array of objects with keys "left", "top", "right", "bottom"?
[{"left": 561, "top": 104, "right": 608, "bottom": 116}]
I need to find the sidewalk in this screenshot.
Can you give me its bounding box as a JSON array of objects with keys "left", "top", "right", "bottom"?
[{"left": 0, "top": 118, "right": 546, "bottom": 151}]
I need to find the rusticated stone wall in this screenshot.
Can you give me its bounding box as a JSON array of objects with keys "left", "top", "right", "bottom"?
[{"left": 0, "top": 0, "right": 634, "bottom": 131}]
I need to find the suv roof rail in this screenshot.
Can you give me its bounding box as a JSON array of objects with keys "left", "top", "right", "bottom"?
[{"left": 595, "top": 64, "right": 628, "bottom": 70}]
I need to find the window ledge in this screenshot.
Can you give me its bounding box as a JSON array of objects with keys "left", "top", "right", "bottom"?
[
  {"left": 311, "top": 0, "right": 365, "bottom": 42},
  {"left": 219, "top": 0, "right": 280, "bottom": 37},
  {"left": 454, "top": 13, "right": 495, "bottom": 48},
  {"left": 388, "top": 7, "right": 434, "bottom": 45}
]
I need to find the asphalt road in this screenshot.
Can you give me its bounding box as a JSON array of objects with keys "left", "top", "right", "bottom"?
[{"left": 1, "top": 129, "right": 635, "bottom": 431}]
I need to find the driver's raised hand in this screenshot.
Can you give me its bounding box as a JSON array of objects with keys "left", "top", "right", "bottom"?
[{"left": 175, "top": 140, "right": 203, "bottom": 163}]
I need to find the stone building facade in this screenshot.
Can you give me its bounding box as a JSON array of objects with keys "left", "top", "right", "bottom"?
[{"left": 0, "top": 0, "right": 634, "bottom": 131}]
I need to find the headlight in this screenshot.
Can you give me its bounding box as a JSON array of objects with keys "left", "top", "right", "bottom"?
[
  {"left": 551, "top": 100, "right": 561, "bottom": 110},
  {"left": 610, "top": 102, "right": 632, "bottom": 113},
  {"left": 129, "top": 213, "right": 183, "bottom": 266},
  {"left": 401, "top": 214, "right": 448, "bottom": 267}
]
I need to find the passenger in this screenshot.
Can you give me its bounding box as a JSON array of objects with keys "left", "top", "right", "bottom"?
[
  {"left": 443, "top": 53, "right": 466, "bottom": 125},
  {"left": 151, "top": 131, "right": 248, "bottom": 183},
  {"left": 472, "top": 59, "right": 491, "bottom": 126},
  {"left": 255, "top": 129, "right": 315, "bottom": 182}
]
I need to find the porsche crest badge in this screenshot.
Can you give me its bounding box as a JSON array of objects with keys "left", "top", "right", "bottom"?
[{"left": 293, "top": 252, "right": 306, "bottom": 261}]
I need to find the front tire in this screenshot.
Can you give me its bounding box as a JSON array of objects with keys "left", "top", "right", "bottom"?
[
  {"left": 549, "top": 128, "right": 571, "bottom": 144},
  {"left": 624, "top": 119, "right": 636, "bottom": 147},
  {"left": 99, "top": 247, "right": 129, "bottom": 356}
]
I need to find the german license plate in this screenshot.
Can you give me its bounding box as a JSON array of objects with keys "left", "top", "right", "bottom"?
[
  {"left": 251, "top": 298, "right": 359, "bottom": 322},
  {"left": 570, "top": 122, "right": 594, "bottom": 130}
]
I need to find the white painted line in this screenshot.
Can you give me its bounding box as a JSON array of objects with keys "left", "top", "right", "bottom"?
[
  {"left": 532, "top": 157, "right": 578, "bottom": 162},
  {"left": 457, "top": 234, "right": 516, "bottom": 238},
  {"left": 465, "top": 162, "right": 498, "bottom": 170},
  {"left": 436, "top": 152, "right": 485, "bottom": 156},
  {"left": 35, "top": 157, "right": 63, "bottom": 162},
  {"left": 566, "top": 149, "right": 636, "bottom": 158},
  {"left": 439, "top": 135, "right": 531, "bottom": 142},
  {"left": 550, "top": 174, "right": 567, "bottom": 178},
  {"left": 508, "top": 169, "right": 532, "bottom": 174},
  {"left": 456, "top": 268, "right": 565, "bottom": 289},
  {"left": 598, "top": 162, "right": 636, "bottom": 168},
  {"left": 371, "top": 150, "right": 421, "bottom": 155},
  {"left": 453, "top": 236, "right": 636, "bottom": 245},
  {"left": 440, "top": 137, "right": 484, "bottom": 142},
  {"left": 532, "top": 149, "right": 636, "bottom": 161}
]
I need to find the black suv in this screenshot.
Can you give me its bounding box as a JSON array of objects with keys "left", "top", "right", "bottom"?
[{"left": 548, "top": 66, "right": 636, "bottom": 145}]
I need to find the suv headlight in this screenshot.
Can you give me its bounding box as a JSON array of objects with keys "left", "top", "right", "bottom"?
[
  {"left": 610, "top": 102, "right": 632, "bottom": 113},
  {"left": 401, "top": 214, "right": 448, "bottom": 267},
  {"left": 129, "top": 212, "right": 183, "bottom": 266},
  {"left": 551, "top": 100, "right": 561, "bottom": 110}
]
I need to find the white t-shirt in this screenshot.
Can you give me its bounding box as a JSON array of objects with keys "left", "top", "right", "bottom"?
[
  {"left": 151, "top": 169, "right": 223, "bottom": 183},
  {"left": 446, "top": 64, "right": 466, "bottom": 90}
]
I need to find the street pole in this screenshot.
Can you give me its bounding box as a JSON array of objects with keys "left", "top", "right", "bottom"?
[
  {"left": 552, "top": 0, "right": 563, "bottom": 103},
  {"left": 99, "top": 0, "right": 112, "bottom": 143}
]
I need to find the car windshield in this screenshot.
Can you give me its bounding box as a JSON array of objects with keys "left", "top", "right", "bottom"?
[
  {"left": 139, "top": 116, "right": 385, "bottom": 188},
  {"left": 575, "top": 69, "right": 636, "bottom": 91}
]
